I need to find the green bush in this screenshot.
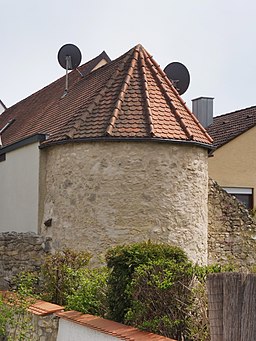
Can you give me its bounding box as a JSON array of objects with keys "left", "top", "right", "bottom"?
[
  {"left": 13, "top": 271, "right": 40, "bottom": 298},
  {"left": 40, "top": 248, "right": 91, "bottom": 305},
  {"left": 12, "top": 249, "right": 92, "bottom": 306},
  {"left": 6, "top": 243, "right": 236, "bottom": 341},
  {"left": 125, "top": 259, "right": 194, "bottom": 340},
  {"left": 106, "top": 241, "right": 189, "bottom": 323},
  {"left": 0, "top": 291, "right": 36, "bottom": 340},
  {"left": 65, "top": 267, "right": 109, "bottom": 317}
]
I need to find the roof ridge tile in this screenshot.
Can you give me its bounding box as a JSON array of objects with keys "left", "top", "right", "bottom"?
[
  {"left": 65, "top": 51, "right": 132, "bottom": 139},
  {"left": 105, "top": 49, "right": 139, "bottom": 136},
  {"left": 142, "top": 48, "right": 194, "bottom": 140},
  {"left": 139, "top": 49, "right": 155, "bottom": 136},
  {"left": 141, "top": 47, "right": 213, "bottom": 143}
]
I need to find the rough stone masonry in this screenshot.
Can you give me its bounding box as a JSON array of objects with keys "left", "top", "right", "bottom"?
[
  {"left": 0, "top": 232, "right": 51, "bottom": 289},
  {"left": 40, "top": 141, "right": 209, "bottom": 265}
]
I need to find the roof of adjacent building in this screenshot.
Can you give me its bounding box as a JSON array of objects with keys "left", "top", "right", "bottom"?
[
  {"left": 207, "top": 105, "right": 256, "bottom": 148},
  {"left": 0, "top": 44, "right": 212, "bottom": 151}
]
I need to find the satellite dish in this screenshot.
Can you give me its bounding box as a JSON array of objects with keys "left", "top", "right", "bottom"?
[
  {"left": 57, "top": 44, "right": 82, "bottom": 70},
  {"left": 164, "top": 62, "right": 190, "bottom": 95},
  {"left": 57, "top": 44, "right": 82, "bottom": 96}
]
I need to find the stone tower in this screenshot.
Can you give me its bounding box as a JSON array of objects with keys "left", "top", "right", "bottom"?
[{"left": 39, "top": 45, "right": 213, "bottom": 264}]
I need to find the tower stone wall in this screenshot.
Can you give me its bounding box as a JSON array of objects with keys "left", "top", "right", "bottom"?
[{"left": 40, "top": 141, "right": 209, "bottom": 264}]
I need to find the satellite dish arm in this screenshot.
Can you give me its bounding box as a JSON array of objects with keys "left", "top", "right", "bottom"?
[{"left": 65, "top": 56, "right": 72, "bottom": 93}]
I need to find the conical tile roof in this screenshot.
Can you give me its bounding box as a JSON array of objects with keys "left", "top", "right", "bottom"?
[{"left": 0, "top": 45, "right": 212, "bottom": 150}]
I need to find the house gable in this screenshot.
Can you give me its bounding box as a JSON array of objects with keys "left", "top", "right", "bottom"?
[
  {"left": 208, "top": 124, "right": 256, "bottom": 207},
  {"left": 207, "top": 105, "right": 256, "bottom": 149}
]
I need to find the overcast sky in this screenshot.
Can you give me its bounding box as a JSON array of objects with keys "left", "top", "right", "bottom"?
[{"left": 1, "top": 0, "right": 255, "bottom": 116}]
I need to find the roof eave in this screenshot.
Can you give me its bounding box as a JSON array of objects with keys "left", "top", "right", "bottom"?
[
  {"left": 210, "top": 123, "right": 256, "bottom": 151},
  {"left": 40, "top": 136, "right": 214, "bottom": 152},
  {"left": 0, "top": 134, "right": 46, "bottom": 155}
]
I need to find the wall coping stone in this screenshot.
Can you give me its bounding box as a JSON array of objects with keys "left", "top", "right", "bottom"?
[{"left": 55, "top": 310, "right": 177, "bottom": 341}]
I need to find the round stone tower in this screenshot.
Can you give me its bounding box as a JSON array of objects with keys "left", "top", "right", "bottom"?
[{"left": 39, "top": 45, "right": 213, "bottom": 264}]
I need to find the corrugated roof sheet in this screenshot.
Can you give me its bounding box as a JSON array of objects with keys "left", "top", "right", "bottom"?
[{"left": 0, "top": 45, "right": 213, "bottom": 150}]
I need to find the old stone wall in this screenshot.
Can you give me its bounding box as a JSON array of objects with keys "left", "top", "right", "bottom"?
[
  {"left": 0, "top": 232, "right": 52, "bottom": 289},
  {"left": 208, "top": 179, "right": 256, "bottom": 268},
  {"left": 40, "top": 141, "right": 209, "bottom": 264},
  {"left": 4, "top": 313, "right": 59, "bottom": 341},
  {"left": 30, "top": 314, "right": 59, "bottom": 341}
]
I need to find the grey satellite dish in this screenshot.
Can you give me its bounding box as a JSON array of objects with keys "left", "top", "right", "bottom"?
[
  {"left": 58, "top": 44, "right": 82, "bottom": 70},
  {"left": 57, "top": 44, "right": 82, "bottom": 96},
  {"left": 164, "top": 62, "right": 190, "bottom": 95}
]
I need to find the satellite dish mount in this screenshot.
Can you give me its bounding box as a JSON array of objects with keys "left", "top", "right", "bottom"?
[{"left": 57, "top": 44, "right": 82, "bottom": 96}]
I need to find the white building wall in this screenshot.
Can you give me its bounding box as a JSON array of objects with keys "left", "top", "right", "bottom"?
[
  {"left": 57, "top": 318, "right": 120, "bottom": 341},
  {"left": 0, "top": 142, "right": 40, "bottom": 232}
]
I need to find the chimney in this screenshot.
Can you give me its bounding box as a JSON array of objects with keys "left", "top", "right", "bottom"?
[{"left": 192, "top": 97, "right": 213, "bottom": 128}]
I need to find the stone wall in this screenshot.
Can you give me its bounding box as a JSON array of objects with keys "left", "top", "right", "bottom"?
[
  {"left": 0, "top": 232, "right": 52, "bottom": 289},
  {"left": 4, "top": 313, "right": 59, "bottom": 341},
  {"left": 208, "top": 179, "right": 256, "bottom": 268},
  {"left": 30, "top": 314, "right": 59, "bottom": 341},
  {"left": 40, "top": 141, "right": 209, "bottom": 264}
]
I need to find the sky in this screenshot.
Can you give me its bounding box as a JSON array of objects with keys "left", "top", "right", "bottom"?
[{"left": 1, "top": 0, "right": 256, "bottom": 116}]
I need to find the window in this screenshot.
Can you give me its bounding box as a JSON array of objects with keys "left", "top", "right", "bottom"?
[{"left": 223, "top": 187, "right": 253, "bottom": 210}]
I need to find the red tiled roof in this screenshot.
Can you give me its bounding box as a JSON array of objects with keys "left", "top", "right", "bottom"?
[
  {"left": 0, "top": 45, "right": 212, "bottom": 150},
  {"left": 207, "top": 105, "right": 256, "bottom": 148},
  {"left": 56, "top": 310, "right": 177, "bottom": 341}
]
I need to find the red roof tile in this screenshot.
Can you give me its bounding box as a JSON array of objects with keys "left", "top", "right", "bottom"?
[
  {"left": 56, "top": 310, "right": 177, "bottom": 341},
  {"left": 28, "top": 300, "right": 64, "bottom": 316},
  {"left": 207, "top": 105, "right": 256, "bottom": 148},
  {"left": 0, "top": 291, "right": 64, "bottom": 316},
  {"left": 0, "top": 45, "right": 212, "bottom": 150}
]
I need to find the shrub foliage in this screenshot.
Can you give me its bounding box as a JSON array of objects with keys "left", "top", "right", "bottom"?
[
  {"left": 105, "top": 241, "right": 189, "bottom": 324},
  {"left": 65, "top": 267, "right": 109, "bottom": 316},
  {"left": 41, "top": 248, "right": 91, "bottom": 305},
  {"left": 125, "top": 258, "right": 194, "bottom": 340},
  {"left": 6, "top": 243, "right": 235, "bottom": 341}
]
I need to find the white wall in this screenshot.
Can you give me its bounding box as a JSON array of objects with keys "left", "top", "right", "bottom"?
[
  {"left": 57, "top": 318, "right": 120, "bottom": 341},
  {"left": 0, "top": 142, "right": 40, "bottom": 232}
]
